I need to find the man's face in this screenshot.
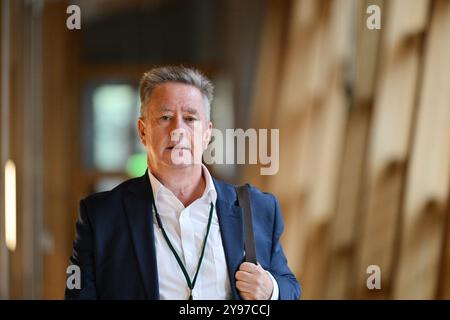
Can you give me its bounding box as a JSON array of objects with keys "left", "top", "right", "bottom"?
[{"left": 138, "top": 82, "right": 212, "bottom": 171}]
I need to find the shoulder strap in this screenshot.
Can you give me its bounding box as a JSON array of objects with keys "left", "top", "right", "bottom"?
[{"left": 234, "top": 184, "right": 257, "bottom": 264}]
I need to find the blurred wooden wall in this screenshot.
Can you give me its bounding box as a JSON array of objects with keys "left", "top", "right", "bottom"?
[
  {"left": 244, "top": 0, "right": 450, "bottom": 299},
  {"left": 41, "top": 2, "right": 82, "bottom": 299},
  {"left": 1, "top": 0, "right": 81, "bottom": 299}
]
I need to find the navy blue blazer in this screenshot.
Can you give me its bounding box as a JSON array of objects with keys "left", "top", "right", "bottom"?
[{"left": 65, "top": 172, "right": 300, "bottom": 300}]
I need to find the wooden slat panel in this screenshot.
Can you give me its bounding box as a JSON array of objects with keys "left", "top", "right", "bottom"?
[
  {"left": 275, "top": 0, "right": 325, "bottom": 120},
  {"left": 269, "top": 0, "right": 329, "bottom": 202},
  {"left": 243, "top": 0, "right": 447, "bottom": 299},
  {"left": 326, "top": 0, "right": 384, "bottom": 299},
  {"left": 438, "top": 191, "right": 450, "bottom": 299},
  {"left": 279, "top": 196, "right": 307, "bottom": 279},
  {"left": 263, "top": 0, "right": 325, "bottom": 205},
  {"left": 326, "top": 105, "right": 372, "bottom": 299},
  {"left": 242, "top": 0, "right": 290, "bottom": 190},
  {"left": 386, "top": 0, "right": 429, "bottom": 46},
  {"left": 355, "top": 0, "right": 430, "bottom": 299},
  {"left": 297, "top": 0, "right": 353, "bottom": 299},
  {"left": 257, "top": 1, "right": 332, "bottom": 298},
  {"left": 393, "top": 0, "right": 450, "bottom": 299},
  {"left": 248, "top": 0, "right": 289, "bottom": 131},
  {"left": 240, "top": 1, "right": 323, "bottom": 293},
  {"left": 354, "top": 0, "right": 384, "bottom": 103}
]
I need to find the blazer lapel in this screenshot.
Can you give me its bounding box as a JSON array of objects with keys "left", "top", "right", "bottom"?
[
  {"left": 213, "top": 179, "right": 245, "bottom": 300},
  {"left": 123, "top": 171, "right": 159, "bottom": 299}
]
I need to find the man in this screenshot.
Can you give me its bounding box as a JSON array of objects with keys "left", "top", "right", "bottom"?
[{"left": 65, "top": 66, "right": 300, "bottom": 300}]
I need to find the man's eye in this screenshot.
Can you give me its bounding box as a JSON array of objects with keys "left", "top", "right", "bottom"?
[
  {"left": 160, "top": 116, "right": 171, "bottom": 121},
  {"left": 185, "top": 117, "right": 197, "bottom": 122}
]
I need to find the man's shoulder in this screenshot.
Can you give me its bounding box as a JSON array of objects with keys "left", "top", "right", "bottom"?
[
  {"left": 213, "top": 178, "right": 278, "bottom": 209},
  {"left": 81, "top": 175, "right": 143, "bottom": 208}
]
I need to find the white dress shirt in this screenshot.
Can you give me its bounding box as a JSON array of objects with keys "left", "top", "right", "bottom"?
[{"left": 148, "top": 165, "right": 279, "bottom": 300}]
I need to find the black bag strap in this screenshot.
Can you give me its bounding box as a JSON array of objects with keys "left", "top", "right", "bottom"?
[{"left": 235, "top": 184, "right": 257, "bottom": 264}]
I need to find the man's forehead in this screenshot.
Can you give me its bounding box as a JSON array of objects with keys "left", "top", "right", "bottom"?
[
  {"left": 149, "top": 84, "right": 203, "bottom": 104},
  {"left": 151, "top": 82, "right": 203, "bottom": 99},
  {"left": 145, "top": 82, "right": 207, "bottom": 117},
  {"left": 157, "top": 105, "right": 200, "bottom": 114}
]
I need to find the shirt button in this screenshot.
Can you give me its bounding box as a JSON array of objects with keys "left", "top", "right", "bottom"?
[{"left": 192, "top": 291, "right": 199, "bottom": 299}]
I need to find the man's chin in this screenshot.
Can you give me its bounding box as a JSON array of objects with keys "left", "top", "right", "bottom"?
[
  {"left": 161, "top": 155, "right": 201, "bottom": 168},
  {"left": 168, "top": 162, "right": 192, "bottom": 168}
]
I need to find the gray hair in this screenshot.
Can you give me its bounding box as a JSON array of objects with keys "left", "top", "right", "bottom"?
[{"left": 139, "top": 66, "right": 214, "bottom": 121}]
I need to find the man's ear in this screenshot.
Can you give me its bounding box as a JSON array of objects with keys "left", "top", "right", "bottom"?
[
  {"left": 203, "top": 121, "right": 213, "bottom": 150},
  {"left": 138, "top": 118, "right": 146, "bottom": 145}
]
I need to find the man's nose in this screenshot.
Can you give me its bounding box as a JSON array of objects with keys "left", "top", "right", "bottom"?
[
  {"left": 169, "top": 115, "right": 190, "bottom": 142},
  {"left": 170, "top": 128, "right": 185, "bottom": 142}
]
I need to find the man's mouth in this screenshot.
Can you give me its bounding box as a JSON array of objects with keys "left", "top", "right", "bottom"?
[{"left": 166, "top": 146, "right": 190, "bottom": 150}]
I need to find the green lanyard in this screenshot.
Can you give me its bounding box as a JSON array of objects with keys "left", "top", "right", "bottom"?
[{"left": 152, "top": 198, "right": 214, "bottom": 300}]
